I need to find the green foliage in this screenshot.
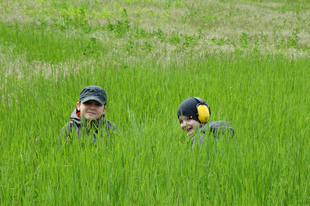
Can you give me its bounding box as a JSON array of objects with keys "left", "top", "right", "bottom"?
[
  {"left": 8, "top": 0, "right": 309, "bottom": 56},
  {"left": 239, "top": 32, "right": 249, "bottom": 48},
  {"left": 287, "top": 27, "right": 301, "bottom": 48},
  {"left": 183, "top": 34, "right": 196, "bottom": 48},
  {"left": 107, "top": 20, "right": 131, "bottom": 37},
  {"left": 1, "top": 0, "right": 310, "bottom": 204},
  {"left": 0, "top": 23, "right": 104, "bottom": 63},
  {"left": 169, "top": 31, "right": 181, "bottom": 45},
  {"left": 1, "top": 56, "right": 310, "bottom": 205}
]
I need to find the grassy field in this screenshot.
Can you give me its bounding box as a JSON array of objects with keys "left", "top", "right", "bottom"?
[{"left": 1, "top": 0, "right": 310, "bottom": 205}]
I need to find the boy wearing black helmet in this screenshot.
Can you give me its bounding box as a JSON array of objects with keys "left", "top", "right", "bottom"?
[
  {"left": 177, "top": 97, "right": 234, "bottom": 146},
  {"left": 59, "top": 85, "right": 117, "bottom": 144}
]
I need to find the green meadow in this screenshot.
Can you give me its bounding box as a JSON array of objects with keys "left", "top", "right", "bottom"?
[{"left": 1, "top": 0, "right": 310, "bottom": 204}]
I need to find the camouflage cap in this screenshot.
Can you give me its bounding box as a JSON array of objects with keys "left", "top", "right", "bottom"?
[{"left": 79, "top": 86, "right": 107, "bottom": 105}]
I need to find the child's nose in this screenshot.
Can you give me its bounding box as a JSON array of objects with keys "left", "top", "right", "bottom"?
[{"left": 181, "top": 122, "right": 186, "bottom": 129}]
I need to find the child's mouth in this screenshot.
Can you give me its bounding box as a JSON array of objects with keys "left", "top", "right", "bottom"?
[{"left": 186, "top": 127, "right": 193, "bottom": 133}]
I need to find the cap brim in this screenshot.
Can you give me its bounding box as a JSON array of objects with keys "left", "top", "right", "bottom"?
[{"left": 81, "top": 97, "right": 106, "bottom": 105}]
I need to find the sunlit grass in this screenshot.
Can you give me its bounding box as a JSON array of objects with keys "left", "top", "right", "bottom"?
[
  {"left": 1, "top": 0, "right": 310, "bottom": 205},
  {"left": 1, "top": 0, "right": 310, "bottom": 65}
]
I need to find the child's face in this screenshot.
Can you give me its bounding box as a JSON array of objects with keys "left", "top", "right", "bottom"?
[
  {"left": 178, "top": 116, "right": 200, "bottom": 136},
  {"left": 76, "top": 100, "right": 106, "bottom": 121}
]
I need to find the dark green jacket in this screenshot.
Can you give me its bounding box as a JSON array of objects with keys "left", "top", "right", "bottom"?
[
  {"left": 59, "top": 108, "right": 117, "bottom": 145},
  {"left": 190, "top": 121, "right": 235, "bottom": 147}
]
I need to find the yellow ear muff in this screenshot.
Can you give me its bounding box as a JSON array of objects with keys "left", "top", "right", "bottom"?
[{"left": 197, "top": 104, "right": 210, "bottom": 123}]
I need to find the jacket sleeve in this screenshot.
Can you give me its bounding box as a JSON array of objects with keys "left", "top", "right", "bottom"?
[
  {"left": 58, "top": 121, "right": 74, "bottom": 145},
  {"left": 208, "top": 121, "right": 235, "bottom": 138},
  {"left": 105, "top": 120, "right": 118, "bottom": 134}
]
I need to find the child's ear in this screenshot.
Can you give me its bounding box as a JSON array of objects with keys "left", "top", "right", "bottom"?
[
  {"left": 102, "top": 106, "right": 106, "bottom": 115},
  {"left": 76, "top": 102, "right": 81, "bottom": 111}
]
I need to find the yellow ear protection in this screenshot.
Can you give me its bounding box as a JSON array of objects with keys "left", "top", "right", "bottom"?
[{"left": 194, "top": 97, "right": 211, "bottom": 123}]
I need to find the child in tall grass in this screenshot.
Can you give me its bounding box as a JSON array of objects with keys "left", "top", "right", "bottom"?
[
  {"left": 59, "top": 85, "right": 117, "bottom": 144},
  {"left": 177, "top": 97, "right": 234, "bottom": 146}
]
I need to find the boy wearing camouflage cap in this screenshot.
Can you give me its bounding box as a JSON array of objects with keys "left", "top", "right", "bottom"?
[
  {"left": 59, "top": 85, "right": 117, "bottom": 144},
  {"left": 177, "top": 97, "right": 235, "bottom": 146}
]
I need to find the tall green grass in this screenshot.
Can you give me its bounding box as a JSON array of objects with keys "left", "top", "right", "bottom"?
[
  {"left": 1, "top": 55, "right": 310, "bottom": 204},
  {"left": 1, "top": 0, "right": 310, "bottom": 205}
]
